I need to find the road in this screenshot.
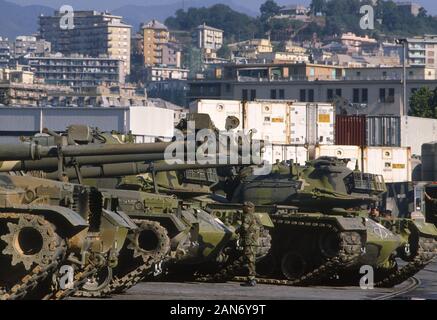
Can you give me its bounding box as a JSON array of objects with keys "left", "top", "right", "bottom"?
[{"left": 71, "top": 261, "right": 437, "bottom": 300}]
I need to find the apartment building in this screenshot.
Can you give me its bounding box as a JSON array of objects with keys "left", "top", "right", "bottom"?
[
  {"left": 228, "top": 39, "right": 273, "bottom": 59},
  {"left": 407, "top": 35, "right": 437, "bottom": 69},
  {"left": 145, "top": 66, "right": 188, "bottom": 82},
  {"left": 27, "top": 54, "right": 124, "bottom": 87},
  {"left": 13, "top": 36, "right": 51, "bottom": 58},
  {"left": 0, "top": 37, "right": 11, "bottom": 68},
  {"left": 142, "top": 20, "right": 170, "bottom": 66},
  {"left": 194, "top": 23, "right": 223, "bottom": 52},
  {"left": 39, "top": 11, "right": 131, "bottom": 75}
]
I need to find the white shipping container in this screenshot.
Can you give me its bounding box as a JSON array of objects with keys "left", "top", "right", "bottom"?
[
  {"left": 316, "top": 145, "right": 411, "bottom": 183},
  {"left": 189, "top": 99, "right": 334, "bottom": 145},
  {"left": 244, "top": 101, "right": 290, "bottom": 144},
  {"left": 263, "top": 145, "right": 308, "bottom": 165},
  {"left": 363, "top": 147, "right": 411, "bottom": 183},
  {"left": 289, "top": 102, "right": 335, "bottom": 145},
  {"left": 189, "top": 99, "right": 243, "bottom": 131},
  {"left": 315, "top": 145, "right": 361, "bottom": 171}
]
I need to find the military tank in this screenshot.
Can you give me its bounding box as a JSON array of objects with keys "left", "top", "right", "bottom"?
[
  {"left": 121, "top": 156, "right": 437, "bottom": 287},
  {"left": 52, "top": 117, "right": 437, "bottom": 288},
  {"left": 219, "top": 158, "right": 437, "bottom": 287},
  {"left": 0, "top": 139, "right": 180, "bottom": 298},
  {"left": 3, "top": 125, "right": 272, "bottom": 288},
  {"left": 0, "top": 172, "right": 88, "bottom": 300}
]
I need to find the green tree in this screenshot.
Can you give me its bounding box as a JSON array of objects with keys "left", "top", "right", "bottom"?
[
  {"left": 260, "top": 0, "right": 281, "bottom": 22},
  {"left": 310, "top": 0, "right": 327, "bottom": 14},
  {"left": 165, "top": 4, "right": 262, "bottom": 41},
  {"left": 409, "top": 87, "right": 437, "bottom": 118},
  {"left": 217, "top": 44, "right": 232, "bottom": 59}
]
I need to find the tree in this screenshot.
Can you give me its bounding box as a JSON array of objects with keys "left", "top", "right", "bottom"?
[
  {"left": 310, "top": 0, "right": 327, "bottom": 15},
  {"left": 165, "top": 4, "right": 261, "bottom": 42},
  {"left": 409, "top": 87, "right": 436, "bottom": 118},
  {"left": 217, "top": 44, "right": 232, "bottom": 60},
  {"left": 260, "top": 0, "right": 281, "bottom": 22}
]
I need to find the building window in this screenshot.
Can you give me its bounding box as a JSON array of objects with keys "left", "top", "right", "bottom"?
[
  {"left": 225, "top": 84, "right": 231, "bottom": 92},
  {"left": 300, "top": 89, "right": 306, "bottom": 102},
  {"left": 335, "top": 89, "right": 342, "bottom": 97},
  {"left": 309, "top": 68, "right": 315, "bottom": 77},
  {"left": 388, "top": 88, "right": 395, "bottom": 102},
  {"left": 279, "top": 89, "right": 285, "bottom": 99},
  {"left": 250, "top": 89, "right": 256, "bottom": 101},
  {"left": 308, "top": 89, "right": 314, "bottom": 102},
  {"left": 242, "top": 89, "right": 248, "bottom": 101},
  {"left": 353, "top": 88, "right": 360, "bottom": 103},
  {"left": 270, "top": 89, "right": 277, "bottom": 99},
  {"left": 379, "top": 88, "right": 386, "bottom": 102},
  {"left": 327, "top": 89, "right": 334, "bottom": 101},
  {"left": 362, "top": 88, "right": 368, "bottom": 103}
]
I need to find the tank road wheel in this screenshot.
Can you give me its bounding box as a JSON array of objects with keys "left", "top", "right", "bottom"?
[
  {"left": 128, "top": 220, "right": 170, "bottom": 262},
  {"left": 318, "top": 231, "right": 342, "bottom": 258},
  {"left": 281, "top": 251, "right": 308, "bottom": 281},
  {"left": 81, "top": 266, "right": 113, "bottom": 293},
  {"left": 0, "top": 214, "right": 66, "bottom": 299}
]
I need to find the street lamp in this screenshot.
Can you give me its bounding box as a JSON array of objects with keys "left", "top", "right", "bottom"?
[{"left": 396, "top": 38, "right": 408, "bottom": 116}]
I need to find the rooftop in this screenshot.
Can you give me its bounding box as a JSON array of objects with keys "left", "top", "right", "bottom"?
[
  {"left": 196, "top": 23, "right": 223, "bottom": 32},
  {"left": 142, "top": 19, "right": 168, "bottom": 31}
]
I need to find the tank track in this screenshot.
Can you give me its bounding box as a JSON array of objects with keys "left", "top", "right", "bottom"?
[
  {"left": 194, "top": 227, "right": 272, "bottom": 283},
  {"left": 73, "top": 219, "right": 170, "bottom": 298},
  {"left": 376, "top": 236, "right": 437, "bottom": 288},
  {"left": 0, "top": 213, "right": 67, "bottom": 300},
  {"left": 232, "top": 216, "right": 364, "bottom": 286},
  {"left": 43, "top": 264, "right": 97, "bottom": 300}
]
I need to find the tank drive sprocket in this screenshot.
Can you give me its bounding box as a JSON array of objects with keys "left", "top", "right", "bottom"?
[
  {"left": 73, "top": 220, "right": 170, "bottom": 298},
  {"left": 0, "top": 213, "right": 67, "bottom": 300},
  {"left": 1, "top": 215, "right": 63, "bottom": 270}
]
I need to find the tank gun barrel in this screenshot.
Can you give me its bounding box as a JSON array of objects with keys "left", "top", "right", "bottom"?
[
  {"left": 0, "top": 141, "right": 180, "bottom": 161},
  {"left": 0, "top": 153, "right": 166, "bottom": 172},
  {"left": 43, "top": 159, "right": 250, "bottom": 180}
]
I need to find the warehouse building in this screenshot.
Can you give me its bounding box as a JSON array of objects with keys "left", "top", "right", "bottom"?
[{"left": 0, "top": 105, "right": 175, "bottom": 143}]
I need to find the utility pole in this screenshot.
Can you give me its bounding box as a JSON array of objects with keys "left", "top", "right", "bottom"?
[{"left": 396, "top": 38, "right": 408, "bottom": 116}]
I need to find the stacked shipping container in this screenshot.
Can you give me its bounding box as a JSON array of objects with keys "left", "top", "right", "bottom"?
[
  {"left": 190, "top": 99, "right": 335, "bottom": 145},
  {"left": 335, "top": 115, "right": 401, "bottom": 147},
  {"left": 189, "top": 99, "right": 413, "bottom": 183}
]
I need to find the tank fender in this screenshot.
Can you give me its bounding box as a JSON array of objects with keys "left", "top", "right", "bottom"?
[
  {"left": 4, "top": 204, "right": 88, "bottom": 237},
  {"left": 102, "top": 209, "right": 138, "bottom": 230},
  {"left": 408, "top": 219, "right": 437, "bottom": 238},
  {"left": 334, "top": 216, "right": 367, "bottom": 232},
  {"left": 256, "top": 212, "right": 274, "bottom": 228}
]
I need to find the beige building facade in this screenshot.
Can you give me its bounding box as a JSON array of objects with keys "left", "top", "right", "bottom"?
[{"left": 39, "top": 11, "right": 131, "bottom": 75}]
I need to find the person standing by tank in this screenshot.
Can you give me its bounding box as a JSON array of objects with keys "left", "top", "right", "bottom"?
[{"left": 240, "top": 201, "right": 260, "bottom": 287}]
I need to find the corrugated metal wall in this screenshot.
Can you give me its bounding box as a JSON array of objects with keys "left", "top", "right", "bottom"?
[
  {"left": 335, "top": 115, "right": 366, "bottom": 146},
  {"left": 366, "top": 116, "right": 401, "bottom": 147},
  {"left": 335, "top": 115, "right": 401, "bottom": 147}
]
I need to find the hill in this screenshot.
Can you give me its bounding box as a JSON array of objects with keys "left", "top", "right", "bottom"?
[{"left": 0, "top": 0, "right": 53, "bottom": 38}]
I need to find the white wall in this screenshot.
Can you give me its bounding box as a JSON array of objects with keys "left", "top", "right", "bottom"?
[{"left": 401, "top": 116, "right": 437, "bottom": 156}]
